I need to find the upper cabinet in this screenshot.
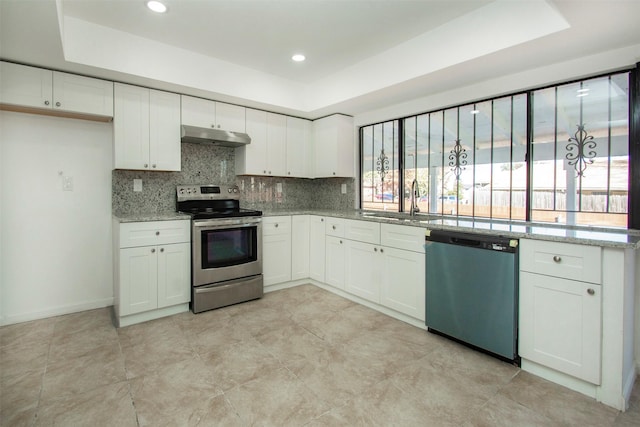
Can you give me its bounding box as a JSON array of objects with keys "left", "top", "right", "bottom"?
[
  {"left": 181, "top": 95, "right": 246, "bottom": 133},
  {"left": 114, "top": 83, "right": 181, "bottom": 171},
  {"left": 235, "top": 109, "right": 290, "bottom": 176},
  {"left": 312, "top": 114, "right": 354, "bottom": 178},
  {"left": 286, "top": 116, "right": 311, "bottom": 178},
  {"left": 0, "top": 61, "right": 114, "bottom": 119}
]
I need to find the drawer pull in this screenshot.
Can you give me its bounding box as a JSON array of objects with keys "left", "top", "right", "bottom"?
[
  {"left": 332, "top": 225, "right": 336, "bottom": 230},
  {"left": 587, "top": 288, "right": 595, "bottom": 296},
  {"left": 380, "top": 248, "right": 384, "bottom": 253},
  {"left": 374, "top": 247, "right": 377, "bottom": 252},
  {"left": 156, "top": 231, "right": 160, "bottom": 236},
  {"left": 275, "top": 223, "right": 279, "bottom": 228},
  {"left": 553, "top": 255, "right": 562, "bottom": 263}
]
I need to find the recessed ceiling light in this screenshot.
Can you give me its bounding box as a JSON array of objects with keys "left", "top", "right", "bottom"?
[
  {"left": 292, "top": 54, "right": 306, "bottom": 62},
  {"left": 147, "top": 1, "right": 167, "bottom": 13}
]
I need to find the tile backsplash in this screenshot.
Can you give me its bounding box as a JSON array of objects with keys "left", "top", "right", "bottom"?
[{"left": 112, "top": 142, "right": 355, "bottom": 214}]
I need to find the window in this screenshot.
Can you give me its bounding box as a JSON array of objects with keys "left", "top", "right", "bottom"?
[{"left": 360, "top": 70, "right": 633, "bottom": 228}]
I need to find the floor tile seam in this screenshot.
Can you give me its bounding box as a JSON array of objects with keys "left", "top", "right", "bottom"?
[
  {"left": 493, "top": 392, "right": 565, "bottom": 426},
  {"left": 37, "top": 378, "right": 133, "bottom": 409}
]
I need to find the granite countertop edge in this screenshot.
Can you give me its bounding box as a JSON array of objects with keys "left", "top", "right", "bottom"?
[
  {"left": 261, "top": 209, "right": 640, "bottom": 249},
  {"left": 112, "top": 209, "right": 640, "bottom": 249}
]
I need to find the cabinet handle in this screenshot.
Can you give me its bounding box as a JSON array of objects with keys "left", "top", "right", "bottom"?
[
  {"left": 156, "top": 231, "right": 160, "bottom": 236},
  {"left": 374, "top": 247, "right": 377, "bottom": 252},
  {"left": 160, "top": 248, "right": 164, "bottom": 253},
  {"left": 268, "top": 171, "right": 272, "bottom": 174},
  {"left": 151, "top": 248, "right": 156, "bottom": 253},
  {"left": 380, "top": 248, "right": 384, "bottom": 253},
  {"left": 152, "top": 164, "right": 157, "bottom": 168},
  {"left": 144, "top": 164, "right": 149, "bottom": 168},
  {"left": 288, "top": 172, "right": 291, "bottom": 175},
  {"left": 587, "top": 288, "right": 595, "bottom": 295},
  {"left": 55, "top": 102, "right": 61, "bottom": 107},
  {"left": 217, "top": 125, "right": 221, "bottom": 128},
  {"left": 275, "top": 223, "right": 279, "bottom": 228},
  {"left": 44, "top": 100, "right": 50, "bottom": 106},
  {"left": 333, "top": 172, "right": 336, "bottom": 175},
  {"left": 263, "top": 170, "right": 267, "bottom": 174},
  {"left": 321, "top": 218, "right": 324, "bottom": 222},
  {"left": 339, "top": 240, "right": 342, "bottom": 244},
  {"left": 553, "top": 255, "right": 562, "bottom": 263},
  {"left": 211, "top": 124, "right": 216, "bottom": 128},
  {"left": 332, "top": 225, "right": 336, "bottom": 230}
]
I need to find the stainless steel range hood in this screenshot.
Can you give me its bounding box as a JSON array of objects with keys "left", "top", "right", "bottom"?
[{"left": 181, "top": 125, "right": 251, "bottom": 147}]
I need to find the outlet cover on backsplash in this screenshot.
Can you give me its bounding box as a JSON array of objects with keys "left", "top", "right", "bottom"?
[{"left": 113, "top": 142, "right": 356, "bottom": 214}]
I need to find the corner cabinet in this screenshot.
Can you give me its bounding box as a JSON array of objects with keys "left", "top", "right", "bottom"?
[
  {"left": 113, "top": 83, "right": 181, "bottom": 171},
  {"left": 0, "top": 61, "right": 113, "bottom": 119},
  {"left": 312, "top": 114, "right": 355, "bottom": 178},
  {"left": 113, "top": 219, "right": 191, "bottom": 327},
  {"left": 518, "top": 239, "right": 602, "bottom": 385}
]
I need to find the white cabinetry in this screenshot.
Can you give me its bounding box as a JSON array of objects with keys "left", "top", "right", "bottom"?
[
  {"left": 325, "top": 235, "right": 346, "bottom": 289},
  {"left": 343, "top": 222, "right": 425, "bottom": 321},
  {"left": 181, "top": 95, "right": 246, "bottom": 133},
  {"left": 0, "top": 61, "right": 113, "bottom": 118},
  {"left": 291, "top": 215, "right": 310, "bottom": 280},
  {"left": 235, "top": 109, "right": 287, "bottom": 176},
  {"left": 312, "top": 114, "right": 354, "bottom": 178},
  {"left": 114, "top": 220, "right": 191, "bottom": 327},
  {"left": 519, "top": 239, "right": 602, "bottom": 385},
  {"left": 286, "top": 116, "right": 312, "bottom": 177},
  {"left": 263, "top": 216, "right": 292, "bottom": 286},
  {"left": 114, "top": 83, "right": 181, "bottom": 171},
  {"left": 309, "top": 216, "right": 326, "bottom": 282}
]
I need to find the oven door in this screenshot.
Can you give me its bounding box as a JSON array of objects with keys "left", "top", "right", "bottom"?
[{"left": 192, "top": 217, "right": 262, "bottom": 287}]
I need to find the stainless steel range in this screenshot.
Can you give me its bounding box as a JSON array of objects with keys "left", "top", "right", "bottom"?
[{"left": 176, "top": 184, "right": 263, "bottom": 313}]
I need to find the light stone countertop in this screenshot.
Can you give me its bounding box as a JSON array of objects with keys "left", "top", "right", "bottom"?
[
  {"left": 112, "top": 209, "right": 640, "bottom": 249},
  {"left": 261, "top": 209, "right": 640, "bottom": 249}
]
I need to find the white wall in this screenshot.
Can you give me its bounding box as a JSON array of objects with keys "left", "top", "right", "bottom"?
[{"left": 0, "top": 111, "right": 113, "bottom": 325}]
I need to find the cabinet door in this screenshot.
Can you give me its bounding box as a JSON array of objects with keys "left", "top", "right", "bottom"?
[
  {"left": 312, "top": 114, "right": 354, "bottom": 178},
  {"left": 291, "top": 216, "right": 310, "bottom": 280},
  {"left": 345, "top": 240, "right": 380, "bottom": 302},
  {"left": 309, "top": 216, "right": 326, "bottom": 282},
  {"left": 263, "top": 233, "right": 292, "bottom": 286},
  {"left": 119, "top": 246, "right": 158, "bottom": 316},
  {"left": 216, "top": 102, "right": 246, "bottom": 133},
  {"left": 325, "top": 235, "right": 346, "bottom": 289},
  {"left": 0, "top": 62, "right": 52, "bottom": 109},
  {"left": 236, "top": 108, "right": 268, "bottom": 175},
  {"left": 149, "top": 89, "right": 181, "bottom": 171},
  {"left": 380, "top": 247, "right": 425, "bottom": 320},
  {"left": 286, "top": 117, "right": 310, "bottom": 177},
  {"left": 181, "top": 95, "right": 216, "bottom": 128},
  {"left": 266, "top": 112, "right": 287, "bottom": 176},
  {"left": 52, "top": 71, "right": 114, "bottom": 117},
  {"left": 114, "top": 83, "right": 150, "bottom": 170},
  {"left": 519, "top": 272, "right": 601, "bottom": 384},
  {"left": 157, "top": 243, "right": 190, "bottom": 308}
]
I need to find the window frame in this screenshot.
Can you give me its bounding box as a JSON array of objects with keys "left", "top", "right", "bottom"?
[{"left": 359, "top": 66, "right": 639, "bottom": 229}]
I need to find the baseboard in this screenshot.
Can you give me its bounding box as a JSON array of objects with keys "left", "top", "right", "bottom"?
[
  {"left": 622, "top": 365, "right": 637, "bottom": 411},
  {"left": 0, "top": 297, "right": 114, "bottom": 326}
]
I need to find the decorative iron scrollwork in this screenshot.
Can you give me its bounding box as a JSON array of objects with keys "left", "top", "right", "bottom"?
[
  {"left": 376, "top": 148, "right": 390, "bottom": 183},
  {"left": 448, "top": 139, "right": 467, "bottom": 180},
  {"left": 566, "top": 124, "right": 597, "bottom": 177}
]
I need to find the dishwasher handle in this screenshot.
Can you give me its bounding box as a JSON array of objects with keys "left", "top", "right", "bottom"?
[{"left": 450, "top": 236, "right": 482, "bottom": 247}]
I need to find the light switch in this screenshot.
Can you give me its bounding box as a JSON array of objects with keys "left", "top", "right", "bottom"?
[
  {"left": 341, "top": 184, "right": 347, "bottom": 194},
  {"left": 133, "top": 179, "right": 143, "bottom": 192},
  {"left": 62, "top": 176, "right": 73, "bottom": 191}
]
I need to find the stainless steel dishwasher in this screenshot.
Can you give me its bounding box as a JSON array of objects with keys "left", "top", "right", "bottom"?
[{"left": 425, "top": 229, "right": 519, "bottom": 364}]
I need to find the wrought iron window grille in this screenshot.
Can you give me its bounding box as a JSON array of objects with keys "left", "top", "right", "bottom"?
[
  {"left": 566, "top": 124, "right": 597, "bottom": 177},
  {"left": 448, "top": 139, "right": 467, "bottom": 180}
]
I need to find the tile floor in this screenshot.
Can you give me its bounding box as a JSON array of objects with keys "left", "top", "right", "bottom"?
[{"left": 1, "top": 284, "right": 639, "bottom": 426}]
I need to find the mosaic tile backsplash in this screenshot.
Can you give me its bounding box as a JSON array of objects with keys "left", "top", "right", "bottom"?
[{"left": 112, "top": 142, "right": 355, "bottom": 214}]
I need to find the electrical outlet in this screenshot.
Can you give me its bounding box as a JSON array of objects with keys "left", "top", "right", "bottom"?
[
  {"left": 276, "top": 183, "right": 283, "bottom": 193},
  {"left": 133, "top": 179, "right": 143, "bottom": 192},
  {"left": 62, "top": 176, "right": 73, "bottom": 191},
  {"left": 341, "top": 183, "right": 347, "bottom": 194}
]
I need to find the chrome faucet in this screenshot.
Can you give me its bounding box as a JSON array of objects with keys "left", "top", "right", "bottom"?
[{"left": 410, "top": 178, "right": 420, "bottom": 216}]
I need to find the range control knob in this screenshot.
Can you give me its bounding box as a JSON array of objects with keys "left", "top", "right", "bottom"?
[{"left": 228, "top": 188, "right": 232, "bottom": 193}]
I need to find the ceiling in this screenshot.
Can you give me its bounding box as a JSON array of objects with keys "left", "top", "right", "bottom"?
[{"left": 1, "top": 0, "right": 639, "bottom": 119}]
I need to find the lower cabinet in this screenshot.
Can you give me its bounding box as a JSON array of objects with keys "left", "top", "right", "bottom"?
[
  {"left": 345, "top": 240, "right": 379, "bottom": 301},
  {"left": 114, "top": 219, "right": 191, "bottom": 326},
  {"left": 325, "top": 235, "right": 346, "bottom": 289},
  {"left": 263, "top": 216, "right": 292, "bottom": 286},
  {"left": 291, "top": 215, "right": 310, "bottom": 280},
  {"left": 309, "top": 216, "right": 326, "bottom": 282},
  {"left": 119, "top": 242, "right": 190, "bottom": 316},
  {"left": 519, "top": 271, "right": 602, "bottom": 384}
]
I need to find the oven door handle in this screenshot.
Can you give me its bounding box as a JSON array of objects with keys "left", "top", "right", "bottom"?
[{"left": 193, "top": 218, "right": 262, "bottom": 229}]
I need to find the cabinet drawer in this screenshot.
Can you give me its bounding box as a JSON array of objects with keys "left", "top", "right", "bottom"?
[
  {"left": 381, "top": 223, "right": 425, "bottom": 253},
  {"left": 119, "top": 220, "right": 190, "bottom": 248},
  {"left": 325, "top": 217, "right": 345, "bottom": 237},
  {"left": 345, "top": 219, "right": 380, "bottom": 244},
  {"left": 262, "top": 216, "right": 291, "bottom": 236},
  {"left": 520, "top": 239, "right": 601, "bottom": 284}
]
